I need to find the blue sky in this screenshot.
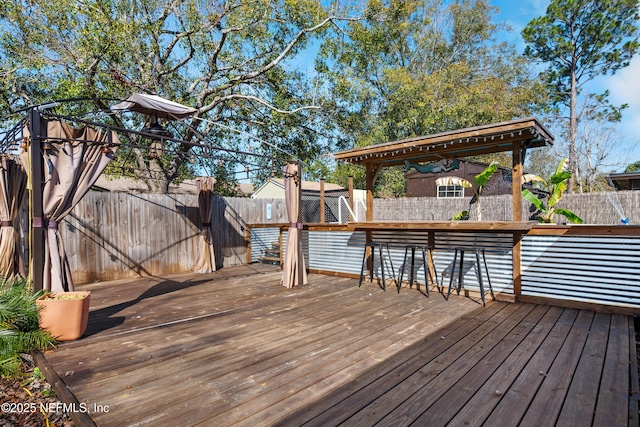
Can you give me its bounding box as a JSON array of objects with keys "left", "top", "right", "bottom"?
[
  {"left": 492, "top": 0, "right": 640, "bottom": 170},
  {"left": 283, "top": 0, "right": 640, "bottom": 173}
]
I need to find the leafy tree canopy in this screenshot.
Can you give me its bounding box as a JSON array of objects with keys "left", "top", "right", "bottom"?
[
  {"left": 625, "top": 160, "right": 640, "bottom": 173},
  {"left": 0, "top": 0, "right": 355, "bottom": 193},
  {"left": 522, "top": 0, "right": 640, "bottom": 192},
  {"left": 318, "top": 0, "right": 545, "bottom": 196}
]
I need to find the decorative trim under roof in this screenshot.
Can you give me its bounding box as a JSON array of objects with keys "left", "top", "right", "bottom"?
[{"left": 333, "top": 117, "right": 553, "bottom": 167}]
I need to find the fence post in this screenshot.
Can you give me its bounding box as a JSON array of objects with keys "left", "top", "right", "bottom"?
[
  {"left": 348, "top": 176, "right": 354, "bottom": 220},
  {"left": 279, "top": 226, "right": 284, "bottom": 269},
  {"left": 320, "top": 179, "right": 325, "bottom": 224},
  {"left": 245, "top": 225, "right": 252, "bottom": 265}
]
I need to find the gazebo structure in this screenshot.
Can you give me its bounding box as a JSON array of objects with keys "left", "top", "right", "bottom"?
[
  {"left": 333, "top": 117, "right": 554, "bottom": 223},
  {"left": 333, "top": 117, "right": 554, "bottom": 299}
]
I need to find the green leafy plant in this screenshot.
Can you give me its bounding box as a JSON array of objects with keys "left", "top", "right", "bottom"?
[
  {"left": 450, "top": 210, "right": 469, "bottom": 221},
  {"left": 521, "top": 158, "right": 583, "bottom": 224},
  {"left": 0, "top": 278, "right": 57, "bottom": 378},
  {"left": 450, "top": 162, "right": 499, "bottom": 221}
]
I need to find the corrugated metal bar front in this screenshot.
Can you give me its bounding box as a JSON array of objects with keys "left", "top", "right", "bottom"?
[
  {"left": 370, "top": 230, "right": 433, "bottom": 287},
  {"left": 300, "top": 229, "right": 515, "bottom": 295},
  {"left": 250, "top": 227, "right": 280, "bottom": 263},
  {"left": 433, "top": 232, "right": 514, "bottom": 294},
  {"left": 522, "top": 235, "right": 640, "bottom": 308},
  {"left": 307, "top": 231, "right": 366, "bottom": 274}
]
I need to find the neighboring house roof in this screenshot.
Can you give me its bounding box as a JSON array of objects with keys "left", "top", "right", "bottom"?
[
  {"left": 93, "top": 176, "right": 254, "bottom": 196},
  {"left": 252, "top": 177, "right": 345, "bottom": 198},
  {"left": 608, "top": 172, "right": 640, "bottom": 190},
  {"left": 92, "top": 176, "right": 195, "bottom": 193},
  {"left": 236, "top": 182, "right": 254, "bottom": 196}
]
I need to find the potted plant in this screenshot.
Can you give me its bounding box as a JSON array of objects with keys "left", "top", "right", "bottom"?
[
  {"left": 521, "top": 158, "right": 583, "bottom": 224},
  {"left": 36, "top": 291, "right": 91, "bottom": 341}
]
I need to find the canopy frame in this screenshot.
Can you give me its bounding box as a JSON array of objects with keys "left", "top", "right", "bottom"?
[{"left": 1, "top": 98, "right": 298, "bottom": 292}]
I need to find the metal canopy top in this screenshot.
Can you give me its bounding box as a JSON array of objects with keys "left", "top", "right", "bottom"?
[{"left": 333, "top": 117, "right": 553, "bottom": 167}]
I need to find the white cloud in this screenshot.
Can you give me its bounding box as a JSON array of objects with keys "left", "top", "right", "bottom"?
[{"left": 606, "top": 57, "right": 640, "bottom": 106}]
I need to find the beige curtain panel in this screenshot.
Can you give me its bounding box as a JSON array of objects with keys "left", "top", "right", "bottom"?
[
  {"left": 0, "top": 156, "right": 27, "bottom": 278},
  {"left": 281, "top": 162, "right": 307, "bottom": 288},
  {"left": 22, "top": 120, "right": 119, "bottom": 291},
  {"left": 194, "top": 177, "right": 217, "bottom": 273}
]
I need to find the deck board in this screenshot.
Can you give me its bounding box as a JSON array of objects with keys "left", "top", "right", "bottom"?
[
  {"left": 37, "top": 264, "right": 639, "bottom": 427},
  {"left": 447, "top": 305, "right": 565, "bottom": 426},
  {"left": 557, "top": 312, "right": 611, "bottom": 426},
  {"left": 594, "top": 314, "right": 632, "bottom": 427},
  {"left": 416, "top": 304, "right": 553, "bottom": 426}
]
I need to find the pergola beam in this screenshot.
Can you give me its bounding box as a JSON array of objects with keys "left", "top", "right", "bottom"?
[{"left": 334, "top": 117, "right": 553, "bottom": 168}]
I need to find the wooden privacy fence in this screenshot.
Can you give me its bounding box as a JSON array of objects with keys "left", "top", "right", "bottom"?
[
  {"left": 13, "top": 190, "right": 640, "bottom": 286},
  {"left": 18, "top": 192, "right": 288, "bottom": 285},
  {"left": 374, "top": 191, "right": 640, "bottom": 224}
]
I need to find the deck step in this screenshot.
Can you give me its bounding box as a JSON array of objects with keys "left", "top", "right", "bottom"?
[
  {"left": 258, "top": 256, "right": 281, "bottom": 265},
  {"left": 258, "top": 241, "right": 281, "bottom": 265},
  {"left": 264, "top": 249, "right": 280, "bottom": 257}
]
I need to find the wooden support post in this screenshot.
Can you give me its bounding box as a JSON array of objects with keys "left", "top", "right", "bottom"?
[
  {"left": 512, "top": 142, "right": 523, "bottom": 299},
  {"left": 365, "top": 163, "right": 374, "bottom": 222},
  {"left": 297, "top": 161, "right": 304, "bottom": 285},
  {"left": 29, "top": 108, "right": 45, "bottom": 293},
  {"left": 513, "top": 232, "right": 522, "bottom": 298},
  {"left": 319, "top": 179, "right": 325, "bottom": 224},
  {"left": 365, "top": 163, "right": 374, "bottom": 269},
  {"left": 348, "top": 176, "right": 354, "bottom": 220},
  {"left": 512, "top": 142, "right": 523, "bottom": 222},
  {"left": 245, "top": 226, "right": 252, "bottom": 265}
]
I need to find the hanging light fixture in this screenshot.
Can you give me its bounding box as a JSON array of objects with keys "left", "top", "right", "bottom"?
[
  {"left": 143, "top": 117, "right": 170, "bottom": 159},
  {"left": 143, "top": 118, "right": 172, "bottom": 139}
]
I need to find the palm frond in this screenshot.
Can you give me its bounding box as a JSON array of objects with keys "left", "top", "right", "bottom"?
[{"left": 0, "top": 278, "right": 57, "bottom": 378}]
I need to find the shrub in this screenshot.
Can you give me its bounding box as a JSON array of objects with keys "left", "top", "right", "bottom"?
[{"left": 0, "top": 277, "right": 57, "bottom": 377}]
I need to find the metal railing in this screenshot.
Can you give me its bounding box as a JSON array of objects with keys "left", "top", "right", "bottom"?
[{"left": 337, "top": 196, "right": 366, "bottom": 223}]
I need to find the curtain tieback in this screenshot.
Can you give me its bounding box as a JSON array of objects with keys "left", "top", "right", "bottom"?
[
  {"left": 289, "top": 222, "right": 303, "bottom": 229},
  {"left": 33, "top": 218, "right": 58, "bottom": 230},
  {"left": 201, "top": 222, "right": 211, "bottom": 236},
  {"left": 0, "top": 221, "right": 12, "bottom": 227}
]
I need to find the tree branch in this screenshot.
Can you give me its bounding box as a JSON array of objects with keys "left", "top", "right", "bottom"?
[{"left": 200, "top": 93, "right": 320, "bottom": 115}]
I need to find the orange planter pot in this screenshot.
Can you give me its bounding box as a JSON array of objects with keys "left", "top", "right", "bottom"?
[{"left": 36, "top": 291, "right": 91, "bottom": 341}]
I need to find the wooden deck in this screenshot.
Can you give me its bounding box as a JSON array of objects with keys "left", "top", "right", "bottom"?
[{"left": 38, "top": 264, "right": 639, "bottom": 426}]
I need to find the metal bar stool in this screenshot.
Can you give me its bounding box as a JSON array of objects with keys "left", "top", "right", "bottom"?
[
  {"left": 445, "top": 247, "right": 494, "bottom": 306},
  {"left": 397, "top": 245, "right": 438, "bottom": 296},
  {"left": 359, "top": 242, "right": 396, "bottom": 291}
]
